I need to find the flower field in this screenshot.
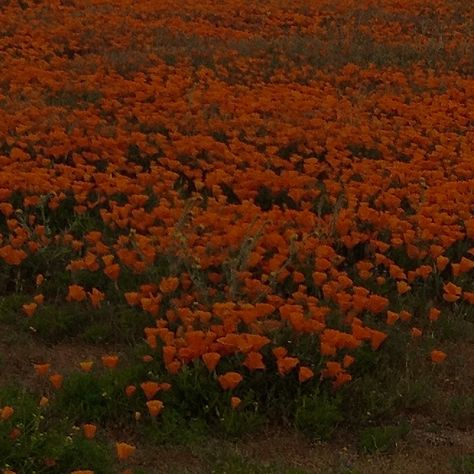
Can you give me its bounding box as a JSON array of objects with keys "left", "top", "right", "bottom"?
[{"left": 0, "top": 0, "right": 473, "bottom": 472}]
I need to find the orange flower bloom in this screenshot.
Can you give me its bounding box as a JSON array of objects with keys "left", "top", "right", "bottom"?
[
  {"left": 83, "top": 423, "right": 97, "bottom": 440},
  {"left": 116, "top": 442, "right": 136, "bottom": 461},
  {"left": 435, "top": 255, "right": 449, "bottom": 272},
  {"left": 33, "top": 294, "right": 44, "bottom": 305},
  {"left": 243, "top": 351, "right": 265, "bottom": 371},
  {"left": 88, "top": 288, "right": 105, "bottom": 308},
  {"left": 49, "top": 374, "right": 63, "bottom": 390},
  {"left": 386, "top": 311, "right": 399, "bottom": 326},
  {"left": 312, "top": 271, "right": 327, "bottom": 286},
  {"left": 79, "top": 360, "right": 94, "bottom": 372},
  {"left": 231, "top": 396, "right": 242, "bottom": 409},
  {"left": 272, "top": 346, "right": 288, "bottom": 359},
  {"left": 160, "top": 382, "right": 172, "bottom": 392},
  {"left": 430, "top": 350, "right": 447, "bottom": 364},
  {"left": 104, "top": 263, "right": 120, "bottom": 281},
  {"left": 33, "top": 363, "right": 50, "bottom": 376},
  {"left": 125, "top": 385, "right": 137, "bottom": 397},
  {"left": 277, "top": 356, "right": 299, "bottom": 376},
  {"left": 218, "top": 372, "right": 243, "bottom": 390},
  {"left": 366, "top": 295, "right": 389, "bottom": 314},
  {"left": 459, "top": 257, "right": 474, "bottom": 273},
  {"left": 140, "top": 381, "right": 160, "bottom": 400},
  {"left": 428, "top": 307, "right": 441, "bottom": 322},
  {"left": 101, "top": 355, "right": 119, "bottom": 369},
  {"left": 124, "top": 292, "right": 140, "bottom": 306},
  {"left": 67, "top": 285, "right": 86, "bottom": 302},
  {"left": 342, "top": 355, "right": 355, "bottom": 368},
  {"left": 320, "top": 342, "right": 336, "bottom": 357},
  {"left": 202, "top": 352, "right": 221, "bottom": 371},
  {"left": 159, "top": 276, "right": 179, "bottom": 294},
  {"left": 22, "top": 303, "right": 37, "bottom": 317},
  {"left": 463, "top": 291, "right": 474, "bottom": 304},
  {"left": 399, "top": 310, "right": 412, "bottom": 322},
  {"left": 370, "top": 330, "right": 387, "bottom": 351},
  {"left": 1, "top": 406, "right": 14, "bottom": 420},
  {"left": 411, "top": 327, "right": 422, "bottom": 338},
  {"left": 166, "top": 360, "right": 182, "bottom": 374},
  {"left": 298, "top": 366, "right": 314, "bottom": 383},
  {"left": 396, "top": 281, "right": 411, "bottom": 295},
  {"left": 146, "top": 399, "right": 164, "bottom": 417},
  {"left": 442, "top": 282, "right": 462, "bottom": 302}
]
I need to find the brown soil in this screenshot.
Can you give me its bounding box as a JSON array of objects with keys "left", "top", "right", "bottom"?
[
  {"left": 0, "top": 323, "right": 117, "bottom": 389},
  {"left": 131, "top": 422, "right": 473, "bottom": 473}
]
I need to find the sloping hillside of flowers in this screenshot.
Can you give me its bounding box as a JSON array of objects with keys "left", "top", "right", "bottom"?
[{"left": 0, "top": 0, "right": 472, "bottom": 472}]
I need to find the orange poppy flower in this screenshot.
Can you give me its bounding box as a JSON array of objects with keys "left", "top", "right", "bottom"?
[
  {"left": 166, "top": 360, "right": 182, "bottom": 374},
  {"left": 83, "top": 423, "right": 97, "bottom": 440},
  {"left": 342, "top": 355, "right": 355, "bottom": 368},
  {"left": 49, "top": 374, "right": 63, "bottom": 390},
  {"left": 202, "top": 352, "right": 221, "bottom": 371},
  {"left": 22, "top": 303, "right": 37, "bottom": 317},
  {"left": 66, "top": 285, "right": 86, "bottom": 302},
  {"left": 277, "top": 356, "right": 299, "bottom": 376},
  {"left": 366, "top": 295, "right": 389, "bottom": 313},
  {"left": 88, "top": 288, "right": 105, "bottom": 308},
  {"left": 396, "top": 281, "right": 411, "bottom": 295},
  {"left": 272, "top": 347, "right": 288, "bottom": 359},
  {"left": 33, "top": 294, "right": 44, "bottom": 305},
  {"left": 231, "top": 396, "right": 242, "bottom": 409},
  {"left": 442, "top": 282, "right": 462, "bottom": 302},
  {"left": 399, "top": 310, "right": 412, "bottom": 322},
  {"left": 79, "top": 361, "right": 94, "bottom": 372},
  {"left": 243, "top": 351, "right": 265, "bottom": 371},
  {"left": 459, "top": 257, "right": 474, "bottom": 273},
  {"left": 124, "top": 292, "right": 140, "bottom": 306},
  {"left": 1, "top": 406, "right": 14, "bottom": 420},
  {"left": 0, "top": 245, "right": 27, "bottom": 265},
  {"left": 146, "top": 399, "right": 164, "bottom": 417},
  {"left": 298, "top": 366, "right": 314, "bottom": 383},
  {"left": 312, "top": 271, "right": 327, "bottom": 286},
  {"left": 159, "top": 276, "right": 179, "bottom": 294},
  {"left": 411, "top": 327, "right": 422, "bottom": 338},
  {"left": 320, "top": 342, "right": 337, "bottom": 356},
  {"left": 33, "top": 363, "right": 50, "bottom": 376},
  {"left": 101, "top": 355, "right": 119, "bottom": 369},
  {"left": 386, "top": 311, "right": 399, "bottom": 325},
  {"left": 140, "top": 381, "right": 160, "bottom": 400},
  {"left": 369, "top": 330, "right": 387, "bottom": 351},
  {"left": 463, "top": 291, "right": 474, "bottom": 304},
  {"left": 376, "top": 276, "right": 386, "bottom": 285},
  {"left": 436, "top": 255, "right": 449, "bottom": 272},
  {"left": 429, "top": 307, "right": 441, "bottom": 322},
  {"left": 430, "top": 350, "right": 447, "bottom": 364},
  {"left": 125, "top": 385, "right": 137, "bottom": 397},
  {"left": 218, "top": 372, "right": 243, "bottom": 390},
  {"left": 333, "top": 371, "right": 352, "bottom": 389},
  {"left": 104, "top": 263, "right": 120, "bottom": 281},
  {"left": 116, "top": 442, "right": 136, "bottom": 461}
]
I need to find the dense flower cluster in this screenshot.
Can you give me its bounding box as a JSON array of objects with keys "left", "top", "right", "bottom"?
[{"left": 0, "top": 0, "right": 472, "bottom": 470}]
